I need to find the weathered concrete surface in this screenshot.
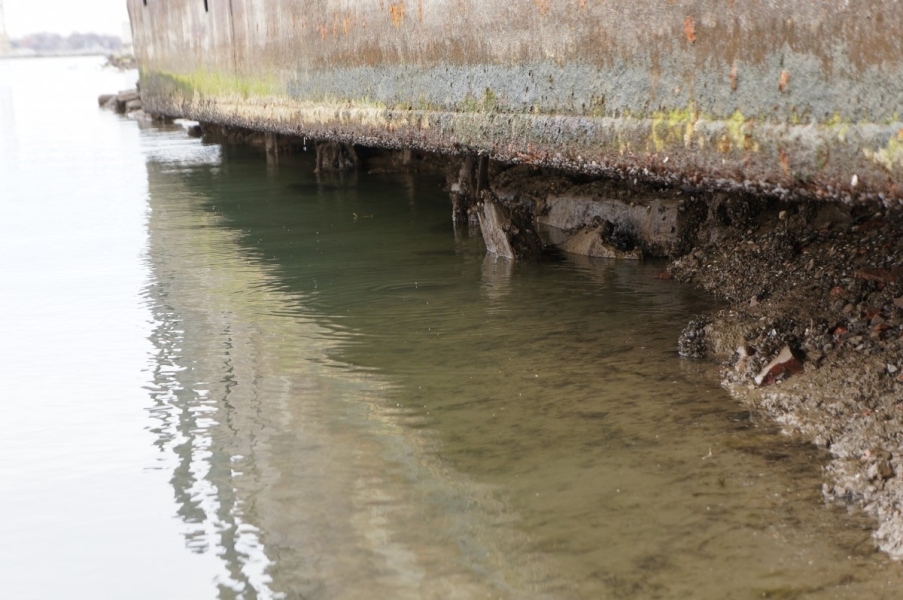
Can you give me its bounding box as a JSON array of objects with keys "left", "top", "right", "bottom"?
[
  {"left": 557, "top": 222, "right": 645, "bottom": 260},
  {"left": 539, "top": 193, "right": 681, "bottom": 256},
  {"left": 491, "top": 166, "right": 700, "bottom": 257},
  {"left": 129, "top": 0, "right": 903, "bottom": 203}
]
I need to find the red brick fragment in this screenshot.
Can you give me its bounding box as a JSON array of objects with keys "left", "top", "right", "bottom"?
[{"left": 754, "top": 346, "right": 804, "bottom": 386}]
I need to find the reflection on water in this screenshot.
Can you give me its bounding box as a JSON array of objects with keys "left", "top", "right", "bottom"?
[{"left": 138, "top": 126, "right": 903, "bottom": 599}]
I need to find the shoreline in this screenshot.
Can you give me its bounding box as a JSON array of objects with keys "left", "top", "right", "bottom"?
[{"left": 668, "top": 199, "right": 903, "bottom": 557}]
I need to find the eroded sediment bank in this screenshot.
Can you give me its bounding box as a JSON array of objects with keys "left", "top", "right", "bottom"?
[
  {"left": 101, "top": 101, "right": 903, "bottom": 557},
  {"left": 667, "top": 200, "right": 903, "bottom": 558}
]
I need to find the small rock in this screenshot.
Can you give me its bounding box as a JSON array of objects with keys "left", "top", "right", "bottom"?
[
  {"left": 894, "top": 297, "right": 903, "bottom": 309},
  {"left": 888, "top": 364, "right": 899, "bottom": 375},
  {"left": 734, "top": 345, "right": 751, "bottom": 372},
  {"left": 678, "top": 318, "right": 710, "bottom": 359},
  {"left": 754, "top": 346, "right": 804, "bottom": 386},
  {"left": 869, "top": 460, "right": 895, "bottom": 481},
  {"left": 856, "top": 268, "right": 895, "bottom": 284}
]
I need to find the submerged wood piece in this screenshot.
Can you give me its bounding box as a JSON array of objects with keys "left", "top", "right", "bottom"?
[
  {"left": 315, "top": 142, "right": 358, "bottom": 173},
  {"left": 477, "top": 192, "right": 543, "bottom": 261},
  {"left": 451, "top": 155, "right": 488, "bottom": 227}
]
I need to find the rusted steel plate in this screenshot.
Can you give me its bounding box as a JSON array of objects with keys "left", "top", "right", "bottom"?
[{"left": 129, "top": 0, "right": 903, "bottom": 203}]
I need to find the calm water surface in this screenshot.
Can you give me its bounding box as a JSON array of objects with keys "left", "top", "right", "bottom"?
[{"left": 2, "top": 57, "right": 903, "bottom": 599}]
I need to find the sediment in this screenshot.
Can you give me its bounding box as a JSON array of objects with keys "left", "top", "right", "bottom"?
[{"left": 667, "top": 198, "right": 903, "bottom": 557}]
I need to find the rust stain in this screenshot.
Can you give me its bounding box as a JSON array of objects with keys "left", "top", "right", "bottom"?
[
  {"left": 718, "top": 135, "right": 731, "bottom": 153},
  {"left": 341, "top": 10, "right": 357, "bottom": 35},
  {"left": 131, "top": 0, "right": 903, "bottom": 202},
  {"left": 390, "top": 2, "right": 405, "bottom": 28},
  {"left": 779, "top": 149, "right": 790, "bottom": 177},
  {"left": 684, "top": 16, "right": 696, "bottom": 43},
  {"left": 779, "top": 70, "right": 790, "bottom": 93}
]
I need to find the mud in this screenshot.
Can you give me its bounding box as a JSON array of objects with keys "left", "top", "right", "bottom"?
[{"left": 668, "top": 198, "right": 903, "bottom": 558}]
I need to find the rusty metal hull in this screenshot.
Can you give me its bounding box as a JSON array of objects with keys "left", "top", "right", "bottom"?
[{"left": 128, "top": 0, "right": 903, "bottom": 202}]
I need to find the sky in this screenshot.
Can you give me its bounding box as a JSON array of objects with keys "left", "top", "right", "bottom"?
[{"left": 4, "top": 0, "right": 131, "bottom": 38}]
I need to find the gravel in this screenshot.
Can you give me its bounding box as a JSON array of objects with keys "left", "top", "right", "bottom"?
[{"left": 670, "top": 198, "right": 903, "bottom": 557}]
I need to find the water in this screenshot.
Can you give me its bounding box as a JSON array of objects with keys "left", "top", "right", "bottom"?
[{"left": 2, "top": 57, "right": 902, "bottom": 599}]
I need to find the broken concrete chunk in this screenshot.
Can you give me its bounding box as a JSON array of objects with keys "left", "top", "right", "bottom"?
[
  {"left": 117, "top": 89, "right": 140, "bottom": 102},
  {"left": 536, "top": 194, "right": 681, "bottom": 256},
  {"left": 559, "top": 223, "right": 643, "bottom": 259},
  {"left": 754, "top": 345, "right": 804, "bottom": 386}
]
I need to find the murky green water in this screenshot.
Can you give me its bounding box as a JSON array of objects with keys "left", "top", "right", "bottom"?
[{"left": 3, "top": 57, "right": 903, "bottom": 599}]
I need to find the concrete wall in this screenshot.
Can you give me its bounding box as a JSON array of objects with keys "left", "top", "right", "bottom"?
[{"left": 129, "top": 0, "right": 903, "bottom": 202}]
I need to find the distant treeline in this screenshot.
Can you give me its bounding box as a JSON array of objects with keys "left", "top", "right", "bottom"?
[{"left": 12, "top": 32, "right": 123, "bottom": 54}]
